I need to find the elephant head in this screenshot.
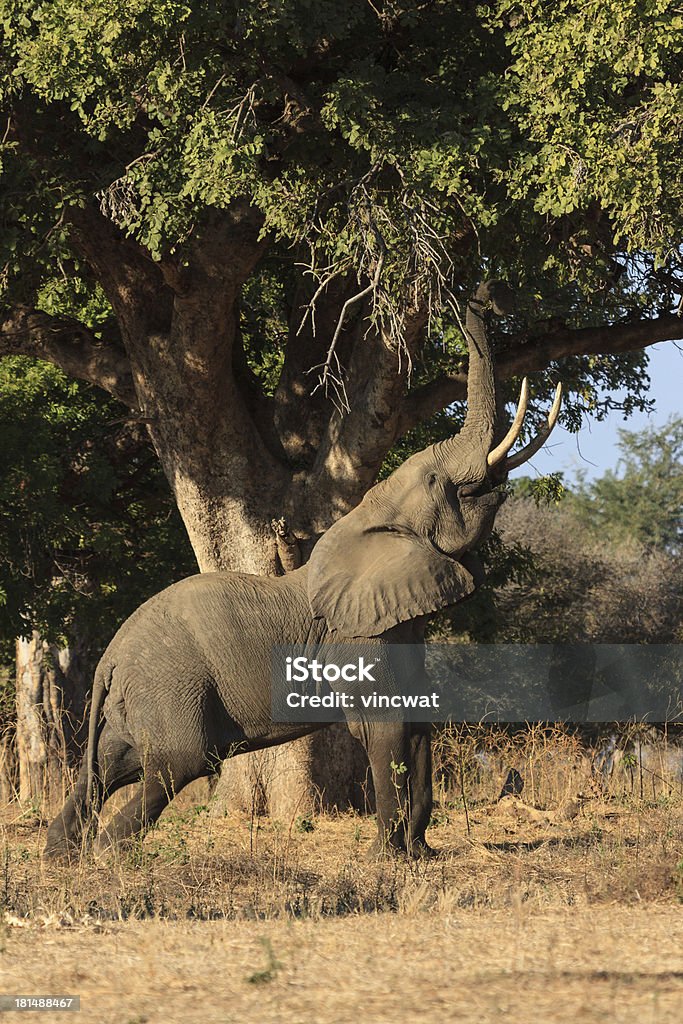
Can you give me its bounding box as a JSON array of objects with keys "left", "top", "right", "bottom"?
[{"left": 308, "top": 281, "right": 562, "bottom": 637}]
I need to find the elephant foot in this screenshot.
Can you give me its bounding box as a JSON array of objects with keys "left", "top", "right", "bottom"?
[
  {"left": 366, "top": 836, "right": 438, "bottom": 861},
  {"left": 408, "top": 839, "right": 438, "bottom": 859},
  {"left": 42, "top": 838, "right": 84, "bottom": 865}
]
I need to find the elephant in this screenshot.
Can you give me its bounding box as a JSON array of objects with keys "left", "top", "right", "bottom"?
[{"left": 44, "top": 281, "right": 561, "bottom": 860}]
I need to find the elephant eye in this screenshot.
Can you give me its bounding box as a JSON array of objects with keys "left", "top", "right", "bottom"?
[
  {"left": 459, "top": 479, "right": 490, "bottom": 500},
  {"left": 425, "top": 472, "right": 438, "bottom": 490}
]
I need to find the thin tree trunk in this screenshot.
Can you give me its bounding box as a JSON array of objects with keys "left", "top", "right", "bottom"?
[
  {"left": 0, "top": 732, "right": 17, "bottom": 804},
  {"left": 0, "top": 663, "right": 17, "bottom": 804},
  {"left": 14, "top": 632, "right": 90, "bottom": 814}
]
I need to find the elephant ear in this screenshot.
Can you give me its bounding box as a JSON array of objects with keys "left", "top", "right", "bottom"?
[{"left": 307, "top": 516, "right": 484, "bottom": 638}]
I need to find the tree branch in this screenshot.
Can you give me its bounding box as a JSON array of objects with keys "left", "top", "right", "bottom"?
[
  {"left": 273, "top": 271, "right": 361, "bottom": 463},
  {"left": 0, "top": 307, "right": 137, "bottom": 407},
  {"left": 67, "top": 205, "right": 173, "bottom": 335},
  {"left": 398, "top": 313, "right": 683, "bottom": 434},
  {"left": 307, "top": 254, "right": 385, "bottom": 412}
]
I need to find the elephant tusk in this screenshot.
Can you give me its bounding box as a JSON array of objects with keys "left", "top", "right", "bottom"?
[
  {"left": 504, "top": 382, "right": 563, "bottom": 471},
  {"left": 487, "top": 378, "right": 529, "bottom": 467}
]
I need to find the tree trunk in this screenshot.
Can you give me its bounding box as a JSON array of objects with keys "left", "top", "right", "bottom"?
[
  {"left": 210, "top": 729, "right": 373, "bottom": 822},
  {"left": 0, "top": 730, "right": 17, "bottom": 804},
  {"left": 0, "top": 664, "right": 17, "bottom": 804},
  {"left": 14, "top": 632, "right": 91, "bottom": 815},
  {"left": 133, "top": 389, "right": 368, "bottom": 818}
]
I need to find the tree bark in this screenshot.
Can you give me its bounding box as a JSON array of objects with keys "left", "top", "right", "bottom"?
[
  {"left": 14, "top": 633, "right": 91, "bottom": 814},
  {"left": 0, "top": 665, "right": 18, "bottom": 804},
  {"left": 0, "top": 730, "right": 17, "bottom": 805}
]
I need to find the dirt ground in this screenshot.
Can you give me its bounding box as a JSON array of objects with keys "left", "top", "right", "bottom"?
[{"left": 2, "top": 907, "right": 682, "bottom": 1023}]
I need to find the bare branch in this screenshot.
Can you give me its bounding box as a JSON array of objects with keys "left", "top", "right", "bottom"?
[
  {"left": 0, "top": 307, "right": 137, "bottom": 407},
  {"left": 295, "top": 266, "right": 349, "bottom": 339},
  {"left": 226, "top": 81, "right": 260, "bottom": 140},
  {"left": 306, "top": 254, "right": 385, "bottom": 412},
  {"left": 398, "top": 313, "right": 683, "bottom": 434},
  {"left": 273, "top": 272, "right": 362, "bottom": 463}
]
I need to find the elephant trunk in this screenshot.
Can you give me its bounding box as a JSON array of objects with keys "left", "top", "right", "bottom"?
[
  {"left": 460, "top": 281, "right": 502, "bottom": 448},
  {"left": 433, "top": 280, "right": 560, "bottom": 476},
  {"left": 437, "top": 281, "right": 510, "bottom": 473}
]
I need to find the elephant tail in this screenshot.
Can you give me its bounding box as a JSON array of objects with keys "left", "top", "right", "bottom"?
[{"left": 85, "top": 663, "right": 109, "bottom": 811}]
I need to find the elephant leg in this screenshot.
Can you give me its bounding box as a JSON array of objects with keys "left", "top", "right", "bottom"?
[
  {"left": 44, "top": 756, "right": 93, "bottom": 861},
  {"left": 44, "top": 725, "right": 142, "bottom": 861},
  {"left": 407, "top": 725, "right": 434, "bottom": 854},
  {"left": 349, "top": 721, "right": 413, "bottom": 854},
  {"left": 94, "top": 766, "right": 191, "bottom": 853}
]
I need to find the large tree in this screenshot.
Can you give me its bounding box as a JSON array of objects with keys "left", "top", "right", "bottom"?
[{"left": 1, "top": 1, "right": 682, "bottom": 813}]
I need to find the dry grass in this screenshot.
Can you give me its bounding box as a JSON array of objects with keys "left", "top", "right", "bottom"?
[
  {"left": 1, "top": 729, "right": 682, "bottom": 1022},
  {"left": 0, "top": 727, "right": 681, "bottom": 920},
  {"left": 3, "top": 908, "right": 683, "bottom": 1024}
]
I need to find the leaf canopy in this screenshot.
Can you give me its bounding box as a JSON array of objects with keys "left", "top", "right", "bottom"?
[{"left": 1, "top": 1, "right": 682, "bottom": 316}]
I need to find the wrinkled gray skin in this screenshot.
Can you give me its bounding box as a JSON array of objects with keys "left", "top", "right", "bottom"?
[{"left": 45, "top": 282, "right": 514, "bottom": 860}]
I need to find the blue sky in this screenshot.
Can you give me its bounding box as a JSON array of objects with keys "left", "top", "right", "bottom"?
[{"left": 517, "top": 338, "right": 683, "bottom": 483}]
